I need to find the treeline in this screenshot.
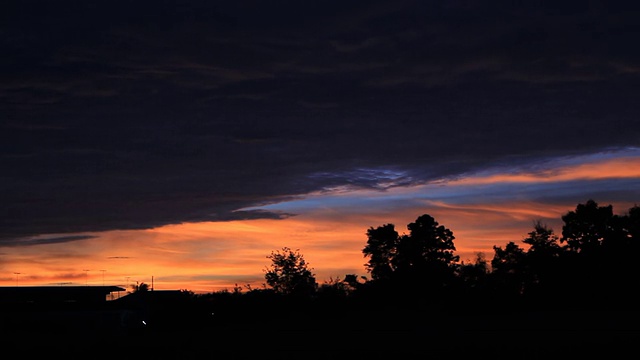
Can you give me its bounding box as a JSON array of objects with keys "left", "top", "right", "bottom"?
[
  {"left": 136, "top": 199, "right": 639, "bottom": 330},
  {"left": 15, "top": 199, "right": 636, "bottom": 355}
]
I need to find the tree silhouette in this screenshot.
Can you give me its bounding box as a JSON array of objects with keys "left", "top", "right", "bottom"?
[
  {"left": 523, "top": 221, "right": 563, "bottom": 256},
  {"left": 132, "top": 282, "right": 150, "bottom": 292},
  {"left": 456, "top": 252, "right": 491, "bottom": 307},
  {"left": 318, "top": 274, "right": 364, "bottom": 297},
  {"left": 362, "top": 214, "right": 460, "bottom": 299},
  {"left": 457, "top": 252, "right": 489, "bottom": 287},
  {"left": 520, "top": 221, "right": 566, "bottom": 306},
  {"left": 627, "top": 205, "right": 640, "bottom": 241},
  {"left": 264, "top": 247, "right": 317, "bottom": 296},
  {"left": 559, "top": 200, "right": 620, "bottom": 303},
  {"left": 485, "top": 201, "right": 640, "bottom": 308},
  {"left": 561, "top": 199, "right": 614, "bottom": 254},
  {"left": 490, "top": 241, "right": 528, "bottom": 303},
  {"left": 362, "top": 223, "right": 398, "bottom": 281},
  {"left": 395, "top": 214, "right": 459, "bottom": 286}
]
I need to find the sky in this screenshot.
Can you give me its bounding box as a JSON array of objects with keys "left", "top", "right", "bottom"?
[{"left": 2, "top": 1, "right": 640, "bottom": 294}]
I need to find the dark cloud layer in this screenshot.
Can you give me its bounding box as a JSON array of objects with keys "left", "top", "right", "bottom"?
[{"left": 2, "top": 0, "right": 640, "bottom": 242}]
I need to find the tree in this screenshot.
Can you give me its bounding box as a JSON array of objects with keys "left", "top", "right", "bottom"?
[
  {"left": 317, "top": 274, "right": 364, "bottom": 299},
  {"left": 457, "top": 252, "right": 490, "bottom": 286},
  {"left": 457, "top": 252, "right": 490, "bottom": 303},
  {"left": 520, "top": 221, "right": 567, "bottom": 304},
  {"left": 264, "top": 247, "right": 317, "bottom": 296},
  {"left": 609, "top": 204, "right": 640, "bottom": 306},
  {"left": 490, "top": 241, "right": 528, "bottom": 300},
  {"left": 559, "top": 200, "right": 619, "bottom": 303},
  {"left": 394, "top": 214, "right": 459, "bottom": 284},
  {"left": 561, "top": 199, "right": 614, "bottom": 254},
  {"left": 132, "top": 282, "right": 150, "bottom": 292},
  {"left": 627, "top": 205, "right": 640, "bottom": 241},
  {"left": 523, "top": 220, "right": 563, "bottom": 257},
  {"left": 362, "top": 214, "right": 459, "bottom": 286},
  {"left": 362, "top": 223, "right": 398, "bottom": 281}
]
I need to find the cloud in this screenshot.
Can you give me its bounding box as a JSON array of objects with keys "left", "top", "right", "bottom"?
[
  {"left": 1, "top": 1, "right": 639, "bottom": 244},
  {"left": 246, "top": 149, "right": 640, "bottom": 219},
  {"left": 2, "top": 235, "right": 98, "bottom": 247}
]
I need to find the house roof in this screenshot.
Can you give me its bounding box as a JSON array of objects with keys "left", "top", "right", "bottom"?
[{"left": 0, "top": 285, "right": 126, "bottom": 304}]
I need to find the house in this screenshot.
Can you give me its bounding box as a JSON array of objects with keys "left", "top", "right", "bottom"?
[{"left": 0, "top": 285, "right": 125, "bottom": 306}]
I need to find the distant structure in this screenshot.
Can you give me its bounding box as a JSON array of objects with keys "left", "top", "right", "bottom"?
[
  {"left": 0, "top": 283, "right": 199, "bottom": 341},
  {"left": 0, "top": 285, "right": 125, "bottom": 305}
]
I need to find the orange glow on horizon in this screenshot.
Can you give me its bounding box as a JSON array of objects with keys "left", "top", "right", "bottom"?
[
  {"left": 1, "top": 154, "right": 638, "bottom": 294},
  {"left": 0, "top": 202, "right": 584, "bottom": 293}
]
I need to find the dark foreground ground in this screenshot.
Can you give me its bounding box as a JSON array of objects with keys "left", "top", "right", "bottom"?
[{"left": 2, "top": 308, "right": 639, "bottom": 359}]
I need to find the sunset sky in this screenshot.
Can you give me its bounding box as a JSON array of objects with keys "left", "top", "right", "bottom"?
[{"left": 2, "top": 1, "right": 640, "bottom": 294}]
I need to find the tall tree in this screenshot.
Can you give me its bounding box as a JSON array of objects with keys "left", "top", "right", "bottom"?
[
  {"left": 523, "top": 220, "right": 563, "bottom": 256},
  {"left": 561, "top": 199, "right": 614, "bottom": 254},
  {"left": 560, "top": 200, "right": 636, "bottom": 305},
  {"left": 264, "top": 247, "right": 317, "bottom": 296},
  {"left": 521, "top": 221, "right": 566, "bottom": 304},
  {"left": 457, "top": 252, "right": 490, "bottom": 300},
  {"left": 627, "top": 205, "right": 640, "bottom": 241},
  {"left": 490, "top": 241, "right": 529, "bottom": 301},
  {"left": 604, "top": 204, "right": 640, "bottom": 253},
  {"left": 362, "top": 223, "right": 398, "bottom": 281},
  {"left": 394, "top": 214, "right": 459, "bottom": 282},
  {"left": 362, "top": 214, "right": 459, "bottom": 286}
]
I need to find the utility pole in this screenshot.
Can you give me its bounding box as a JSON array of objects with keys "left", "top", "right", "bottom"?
[
  {"left": 83, "top": 269, "right": 90, "bottom": 286},
  {"left": 13, "top": 272, "right": 20, "bottom": 286},
  {"left": 100, "top": 269, "right": 106, "bottom": 286}
]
